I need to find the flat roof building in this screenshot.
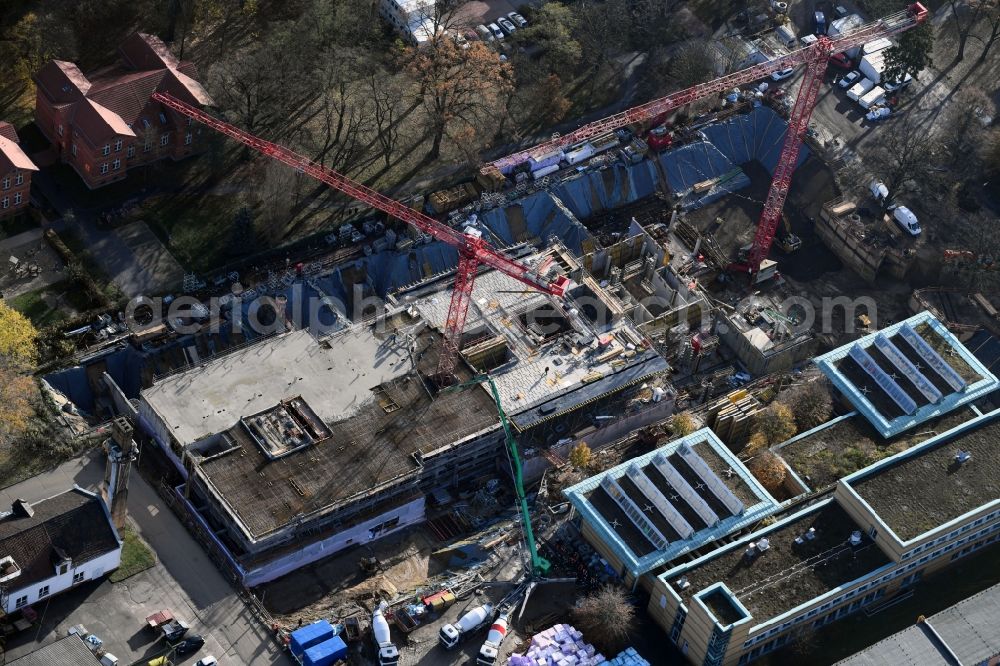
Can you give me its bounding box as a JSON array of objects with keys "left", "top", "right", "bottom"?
[
  {"left": 564, "top": 428, "right": 780, "bottom": 586},
  {"left": 136, "top": 247, "right": 672, "bottom": 585},
  {"left": 648, "top": 407, "right": 1000, "bottom": 666}
]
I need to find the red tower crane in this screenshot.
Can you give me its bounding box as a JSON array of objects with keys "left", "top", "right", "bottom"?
[
  {"left": 487, "top": 4, "right": 928, "bottom": 277},
  {"left": 151, "top": 92, "right": 572, "bottom": 382}
]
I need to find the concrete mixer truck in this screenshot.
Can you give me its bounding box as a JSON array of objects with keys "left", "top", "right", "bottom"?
[
  {"left": 439, "top": 604, "right": 494, "bottom": 650},
  {"left": 373, "top": 602, "right": 400, "bottom": 666}
]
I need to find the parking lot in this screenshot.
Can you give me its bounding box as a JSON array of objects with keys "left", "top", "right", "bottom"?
[
  {"left": 0, "top": 453, "right": 288, "bottom": 666},
  {"left": 454, "top": 0, "right": 539, "bottom": 41}
]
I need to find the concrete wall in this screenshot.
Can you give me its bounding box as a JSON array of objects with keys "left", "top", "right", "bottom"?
[{"left": 241, "top": 495, "right": 425, "bottom": 587}]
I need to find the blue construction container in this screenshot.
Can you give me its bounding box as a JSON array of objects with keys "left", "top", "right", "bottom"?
[
  {"left": 303, "top": 636, "right": 348, "bottom": 666},
  {"left": 289, "top": 620, "right": 335, "bottom": 657}
]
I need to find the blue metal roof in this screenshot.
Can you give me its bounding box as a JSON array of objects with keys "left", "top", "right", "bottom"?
[
  {"left": 563, "top": 428, "right": 781, "bottom": 579},
  {"left": 814, "top": 311, "right": 999, "bottom": 438}
]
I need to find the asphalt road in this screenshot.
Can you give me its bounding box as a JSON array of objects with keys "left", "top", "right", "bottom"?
[{"left": 0, "top": 451, "right": 290, "bottom": 666}]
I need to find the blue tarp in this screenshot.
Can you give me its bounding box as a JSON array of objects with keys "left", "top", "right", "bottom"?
[{"left": 698, "top": 106, "right": 810, "bottom": 175}]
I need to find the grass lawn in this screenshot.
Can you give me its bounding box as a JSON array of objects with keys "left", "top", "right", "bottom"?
[
  {"left": 9, "top": 282, "right": 73, "bottom": 328},
  {"left": 141, "top": 192, "right": 243, "bottom": 273},
  {"left": 110, "top": 526, "right": 157, "bottom": 583}
]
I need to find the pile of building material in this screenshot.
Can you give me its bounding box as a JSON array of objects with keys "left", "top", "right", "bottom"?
[
  {"left": 607, "top": 648, "right": 650, "bottom": 666},
  {"left": 706, "top": 389, "right": 763, "bottom": 446},
  {"left": 508, "top": 624, "right": 604, "bottom": 666}
]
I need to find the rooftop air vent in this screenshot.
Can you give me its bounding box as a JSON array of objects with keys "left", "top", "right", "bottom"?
[
  {"left": 677, "top": 576, "right": 691, "bottom": 590},
  {"left": 849, "top": 530, "right": 862, "bottom": 547}
]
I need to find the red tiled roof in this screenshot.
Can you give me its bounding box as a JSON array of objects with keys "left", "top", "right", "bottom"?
[
  {"left": 88, "top": 70, "right": 169, "bottom": 125},
  {"left": 0, "top": 123, "right": 38, "bottom": 174},
  {"left": 34, "top": 61, "right": 91, "bottom": 104},
  {"left": 119, "top": 32, "right": 179, "bottom": 71},
  {"left": 70, "top": 99, "right": 137, "bottom": 145},
  {"left": 0, "top": 122, "right": 17, "bottom": 143},
  {"left": 35, "top": 32, "right": 213, "bottom": 147}
]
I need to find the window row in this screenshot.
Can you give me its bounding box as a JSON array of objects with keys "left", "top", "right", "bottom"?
[
  {"left": 0, "top": 193, "right": 24, "bottom": 208},
  {"left": 1, "top": 174, "right": 25, "bottom": 189}
]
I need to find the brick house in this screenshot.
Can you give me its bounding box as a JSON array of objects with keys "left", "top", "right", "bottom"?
[
  {"left": 0, "top": 122, "right": 38, "bottom": 219},
  {"left": 33, "top": 32, "right": 214, "bottom": 189}
]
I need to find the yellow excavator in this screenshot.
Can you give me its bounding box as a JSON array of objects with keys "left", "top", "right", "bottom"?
[{"left": 777, "top": 212, "right": 802, "bottom": 253}]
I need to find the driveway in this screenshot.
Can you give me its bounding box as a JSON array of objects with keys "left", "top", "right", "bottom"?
[{"left": 0, "top": 451, "right": 290, "bottom": 666}]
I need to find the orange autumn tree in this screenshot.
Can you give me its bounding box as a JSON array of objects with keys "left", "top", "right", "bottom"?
[
  {"left": 404, "top": 35, "right": 513, "bottom": 159},
  {"left": 0, "top": 302, "right": 38, "bottom": 439}
]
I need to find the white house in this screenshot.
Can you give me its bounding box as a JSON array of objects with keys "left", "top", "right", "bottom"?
[
  {"left": 0, "top": 487, "right": 122, "bottom": 615},
  {"left": 377, "top": 0, "right": 439, "bottom": 44}
]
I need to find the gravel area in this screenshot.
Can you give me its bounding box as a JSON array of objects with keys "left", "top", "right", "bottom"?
[
  {"left": 851, "top": 418, "right": 1000, "bottom": 541},
  {"left": 779, "top": 408, "right": 978, "bottom": 491}
]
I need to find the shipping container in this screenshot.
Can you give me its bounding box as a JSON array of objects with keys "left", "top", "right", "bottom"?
[
  {"left": 564, "top": 143, "right": 596, "bottom": 165},
  {"left": 858, "top": 86, "right": 886, "bottom": 109},
  {"left": 531, "top": 164, "right": 560, "bottom": 180},
  {"left": 859, "top": 52, "right": 887, "bottom": 83},
  {"left": 527, "top": 148, "right": 565, "bottom": 171},
  {"left": 302, "top": 636, "right": 349, "bottom": 666},
  {"left": 847, "top": 77, "right": 875, "bottom": 101},
  {"left": 290, "top": 621, "right": 335, "bottom": 657}
]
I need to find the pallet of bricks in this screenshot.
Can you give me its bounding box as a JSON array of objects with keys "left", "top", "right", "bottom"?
[{"left": 706, "top": 389, "right": 763, "bottom": 447}]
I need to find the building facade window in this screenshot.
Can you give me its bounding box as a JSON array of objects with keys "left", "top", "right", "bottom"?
[
  {"left": 114, "top": 139, "right": 123, "bottom": 151},
  {"left": 73, "top": 571, "right": 85, "bottom": 584},
  {"left": 144, "top": 141, "right": 152, "bottom": 153},
  {"left": 14, "top": 193, "right": 22, "bottom": 205},
  {"left": 1, "top": 177, "right": 8, "bottom": 189},
  {"left": 102, "top": 144, "right": 110, "bottom": 156},
  {"left": 184, "top": 132, "right": 192, "bottom": 145},
  {"left": 38, "top": 586, "right": 49, "bottom": 598},
  {"left": 159, "top": 112, "right": 167, "bottom": 124},
  {"left": 112, "top": 159, "right": 121, "bottom": 171},
  {"left": 127, "top": 145, "right": 135, "bottom": 158},
  {"left": 160, "top": 133, "right": 170, "bottom": 146},
  {"left": 71, "top": 144, "right": 77, "bottom": 157},
  {"left": 14, "top": 595, "right": 27, "bottom": 608},
  {"left": 1, "top": 197, "right": 7, "bottom": 209},
  {"left": 100, "top": 163, "right": 109, "bottom": 175},
  {"left": 14, "top": 173, "right": 23, "bottom": 186}
]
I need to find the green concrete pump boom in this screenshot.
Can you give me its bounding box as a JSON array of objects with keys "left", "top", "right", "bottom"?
[{"left": 444, "top": 374, "right": 551, "bottom": 576}]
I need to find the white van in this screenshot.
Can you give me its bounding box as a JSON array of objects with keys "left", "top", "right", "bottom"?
[
  {"left": 858, "top": 86, "right": 886, "bottom": 109},
  {"left": 892, "top": 206, "right": 921, "bottom": 236},
  {"left": 847, "top": 77, "right": 875, "bottom": 101}
]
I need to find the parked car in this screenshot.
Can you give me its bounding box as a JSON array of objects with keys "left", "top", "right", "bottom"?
[
  {"left": 497, "top": 17, "right": 516, "bottom": 35},
  {"left": 508, "top": 11, "right": 527, "bottom": 27},
  {"left": 839, "top": 70, "right": 862, "bottom": 88},
  {"left": 770, "top": 67, "right": 795, "bottom": 81},
  {"left": 800, "top": 33, "right": 818, "bottom": 45},
  {"left": 865, "top": 105, "right": 891, "bottom": 121},
  {"left": 883, "top": 73, "right": 913, "bottom": 92},
  {"left": 464, "top": 28, "right": 480, "bottom": 41},
  {"left": 174, "top": 635, "right": 206, "bottom": 656},
  {"left": 828, "top": 52, "right": 854, "bottom": 70},
  {"left": 475, "top": 24, "right": 494, "bottom": 41},
  {"left": 196, "top": 658, "right": 218, "bottom": 666},
  {"left": 815, "top": 10, "right": 827, "bottom": 34},
  {"left": 487, "top": 22, "right": 504, "bottom": 40}
]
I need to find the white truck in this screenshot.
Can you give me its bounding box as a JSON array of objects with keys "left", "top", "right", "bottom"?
[
  {"left": 373, "top": 603, "right": 400, "bottom": 666},
  {"left": 476, "top": 614, "right": 510, "bottom": 666},
  {"left": 846, "top": 77, "right": 875, "bottom": 101},
  {"left": 439, "top": 604, "right": 493, "bottom": 650},
  {"left": 858, "top": 86, "right": 886, "bottom": 110}
]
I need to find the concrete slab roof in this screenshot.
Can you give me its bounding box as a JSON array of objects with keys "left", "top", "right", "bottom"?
[
  {"left": 142, "top": 327, "right": 413, "bottom": 447},
  {"left": 814, "top": 311, "right": 999, "bottom": 437},
  {"left": 837, "top": 581, "right": 1000, "bottom": 666}
]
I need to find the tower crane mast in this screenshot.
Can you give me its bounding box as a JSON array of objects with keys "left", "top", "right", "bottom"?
[
  {"left": 151, "top": 92, "right": 571, "bottom": 382},
  {"left": 487, "top": 4, "right": 928, "bottom": 276}
]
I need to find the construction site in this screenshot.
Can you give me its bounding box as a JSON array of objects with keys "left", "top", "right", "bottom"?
[{"left": 25, "top": 2, "right": 1000, "bottom": 665}]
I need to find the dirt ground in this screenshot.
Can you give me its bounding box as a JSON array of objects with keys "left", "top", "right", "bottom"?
[{"left": 258, "top": 528, "right": 445, "bottom": 621}]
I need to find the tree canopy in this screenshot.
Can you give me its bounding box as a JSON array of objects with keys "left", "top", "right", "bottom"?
[
  {"left": 883, "top": 23, "right": 934, "bottom": 84},
  {"left": 0, "top": 302, "right": 38, "bottom": 369}
]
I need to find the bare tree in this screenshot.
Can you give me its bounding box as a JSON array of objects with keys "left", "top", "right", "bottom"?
[
  {"left": 866, "top": 113, "right": 938, "bottom": 206},
  {"left": 949, "top": 0, "right": 1000, "bottom": 60},
  {"left": 781, "top": 383, "right": 833, "bottom": 431},
  {"left": 368, "top": 73, "right": 403, "bottom": 170},
  {"left": 572, "top": 586, "right": 636, "bottom": 651}
]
